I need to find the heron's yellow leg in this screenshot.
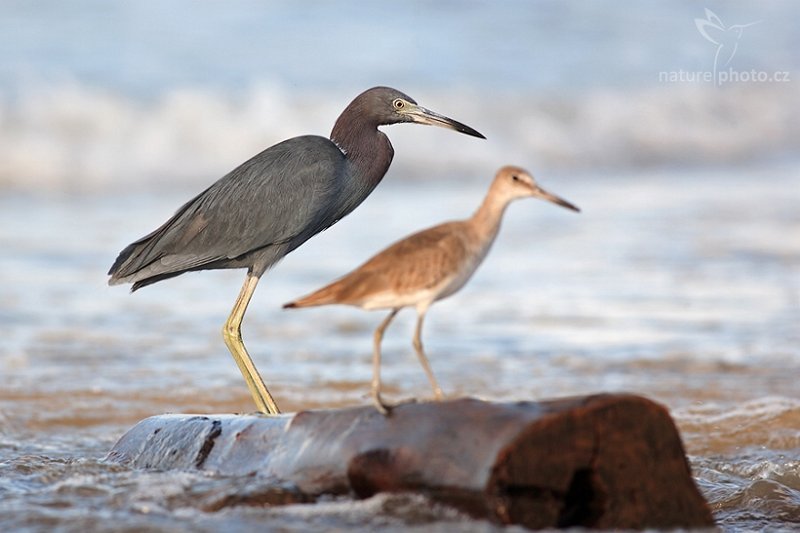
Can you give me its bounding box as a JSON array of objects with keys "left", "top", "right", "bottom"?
[
  {"left": 413, "top": 309, "right": 443, "bottom": 400},
  {"left": 371, "top": 308, "right": 399, "bottom": 415},
  {"left": 222, "top": 273, "right": 280, "bottom": 414}
]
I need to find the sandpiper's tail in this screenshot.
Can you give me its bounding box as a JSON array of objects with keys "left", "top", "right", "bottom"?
[
  {"left": 283, "top": 271, "right": 378, "bottom": 309},
  {"left": 283, "top": 283, "right": 344, "bottom": 309}
]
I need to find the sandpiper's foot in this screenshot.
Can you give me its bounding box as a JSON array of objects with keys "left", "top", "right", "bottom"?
[
  {"left": 433, "top": 387, "right": 444, "bottom": 401},
  {"left": 372, "top": 392, "right": 392, "bottom": 416}
]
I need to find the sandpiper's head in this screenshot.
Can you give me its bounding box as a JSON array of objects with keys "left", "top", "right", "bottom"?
[
  {"left": 493, "top": 166, "right": 580, "bottom": 212},
  {"left": 336, "top": 87, "right": 485, "bottom": 138}
]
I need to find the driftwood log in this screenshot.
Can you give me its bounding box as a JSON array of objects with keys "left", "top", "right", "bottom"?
[{"left": 107, "top": 394, "right": 714, "bottom": 529}]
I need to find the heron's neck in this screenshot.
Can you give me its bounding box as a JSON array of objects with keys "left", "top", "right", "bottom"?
[{"left": 331, "top": 116, "right": 394, "bottom": 188}]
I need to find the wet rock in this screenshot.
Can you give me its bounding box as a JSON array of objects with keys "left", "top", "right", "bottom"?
[{"left": 107, "top": 394, "right": 714, "bottom": 529}]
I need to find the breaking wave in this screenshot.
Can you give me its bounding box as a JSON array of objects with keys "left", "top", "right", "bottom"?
[{"left": 1, "top": 81, "right": 798, "bottom": 192}]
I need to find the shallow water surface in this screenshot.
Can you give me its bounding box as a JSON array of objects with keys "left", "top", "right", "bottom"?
[
  {"left": 1, "top": 164, "right": 799, "bottom": 531},
  {"left": 2, "top": 0, "right": 799, "bottom": 529}
]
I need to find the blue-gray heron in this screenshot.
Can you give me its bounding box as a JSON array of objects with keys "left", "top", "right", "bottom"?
[{"left": 108, "top": 87, "right": 484, "bottom": 414}]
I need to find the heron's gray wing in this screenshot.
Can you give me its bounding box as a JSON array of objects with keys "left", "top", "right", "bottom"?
[
  {"left": 109, "top": 135, "right": 347, "bottom": 282},
  {"left": 183, "top": 136, "right": 347, "bottom": 257}
]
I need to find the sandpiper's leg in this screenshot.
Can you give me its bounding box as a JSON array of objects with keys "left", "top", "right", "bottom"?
[
  {"left": 222, "top": 272, "right": 280, "bottom": 414},
  {"left": 413, "top": 309, "right": 444, "bottom": 400},
  {"left": 372, "top": 308, "right": 400, "bottom": 415}
]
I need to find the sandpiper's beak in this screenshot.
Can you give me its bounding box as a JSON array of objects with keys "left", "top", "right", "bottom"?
[
  {"left": 533, "top": 185, "right": 580, "bottom": 212},
  {"left": 404, "top": 104, "right": 485, "bottom": 139}
]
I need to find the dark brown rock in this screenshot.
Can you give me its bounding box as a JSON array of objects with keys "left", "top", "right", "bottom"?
[{"left": 107, "top": 394, "right": 714, "bottom": 529}]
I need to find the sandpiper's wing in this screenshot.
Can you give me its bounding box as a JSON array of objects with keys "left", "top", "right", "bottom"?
[{"left": 286, "top": 221, "right": 471, "bottom": 308}]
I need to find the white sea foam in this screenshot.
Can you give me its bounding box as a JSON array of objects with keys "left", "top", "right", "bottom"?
[{"left": 1, "top": 82, "right": 798, "bottom": 193}]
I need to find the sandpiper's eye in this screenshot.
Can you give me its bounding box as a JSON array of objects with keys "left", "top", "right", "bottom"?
[
  {"left": 393, "top": 99, "right": 405, "bottom": 110},
  {"left": 511, "top": 175, "right": 520, "bottom": 182}
]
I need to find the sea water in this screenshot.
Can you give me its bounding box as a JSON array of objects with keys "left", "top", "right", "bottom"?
[{"left": 1, "top": 1, "right": 799, "bottom": 531}]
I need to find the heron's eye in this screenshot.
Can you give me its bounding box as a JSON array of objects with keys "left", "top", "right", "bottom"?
[{"left": 393, "top": 99, "right": 405, "bottom": 110}]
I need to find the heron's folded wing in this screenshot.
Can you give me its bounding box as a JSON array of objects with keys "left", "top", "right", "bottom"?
[{"left": 110, "top": 135, "right": 347, "bottom": 280}]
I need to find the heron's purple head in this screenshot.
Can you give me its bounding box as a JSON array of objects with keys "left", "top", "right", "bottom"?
[{"left": 336, "top": 86, "right": 485, "bottom": 138}]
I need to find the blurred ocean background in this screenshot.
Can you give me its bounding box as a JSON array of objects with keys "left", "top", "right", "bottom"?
[{"left": 1, "top": 1, "right": 799, "bottom": 531}]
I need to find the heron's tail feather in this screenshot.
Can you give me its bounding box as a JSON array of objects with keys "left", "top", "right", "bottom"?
[
  {"left": 107, "top": 238, "right": 158, "bottom": 289},
  {"left": 107, "top": 236, "right": 204, "bottom": 291},
  {"left": 107, "top": 191, "right": 208, "bottom": 290}
]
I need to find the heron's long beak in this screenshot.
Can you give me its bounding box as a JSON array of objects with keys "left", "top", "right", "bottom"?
[
  {"left": 533, "top": 185, "right": 580, "bottom": 213},
  {"left": 405, "top": 105, "right": 485, "bottom": 139}
]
